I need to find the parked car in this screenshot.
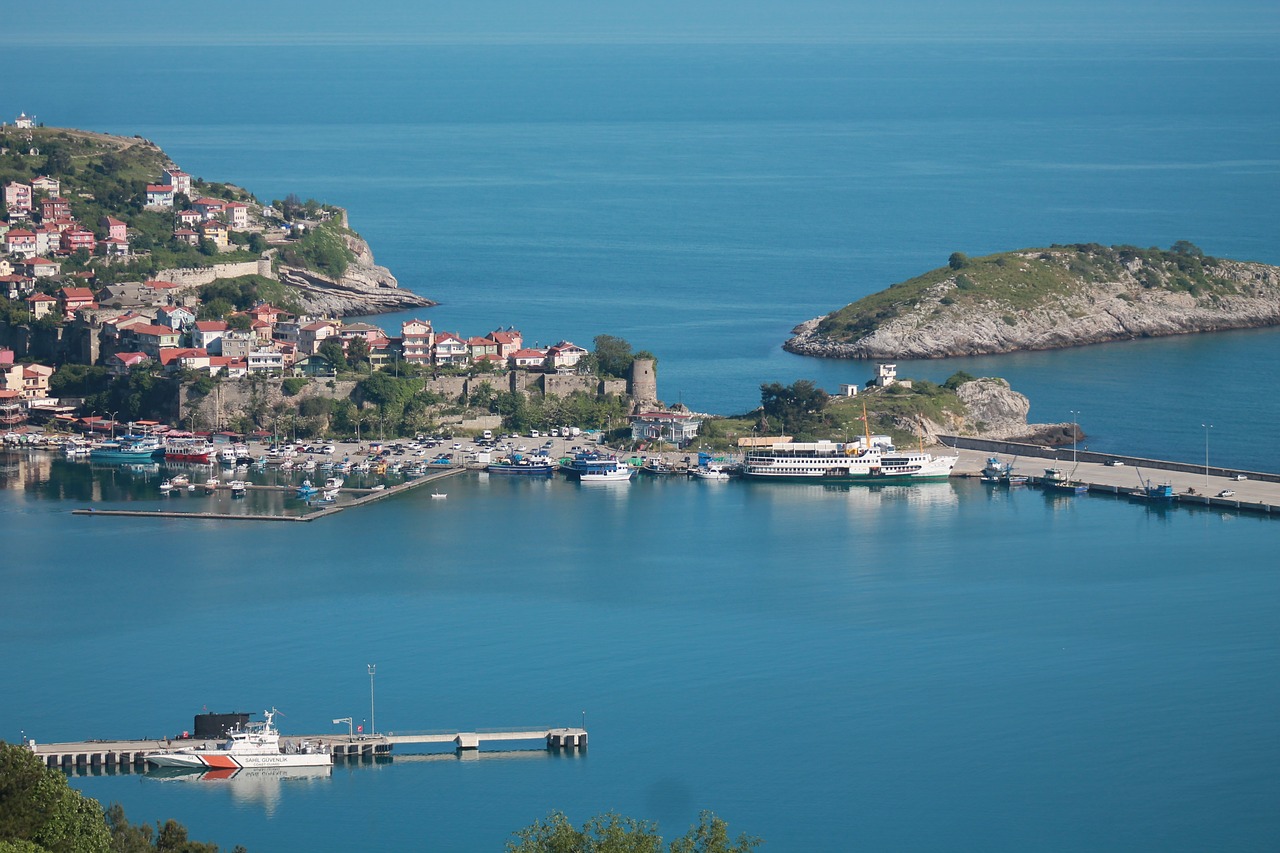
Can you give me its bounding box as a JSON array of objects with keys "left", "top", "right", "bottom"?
[
  {"left": 1218, "top": 489, "right": 1236, "bottom": 498},
  {"left": 1232, "top": 474, "right": 1248, "bottom": 481},
  {"left": 1104, "top": 459, "right": 1124, "bottom": 467}
]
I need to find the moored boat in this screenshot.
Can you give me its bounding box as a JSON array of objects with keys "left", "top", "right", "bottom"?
[
  {"left": 741, "top": 436, "right": 956, "bottom": 483},
  {"left": 90, "top": 434, "right": 164, "bottom": 463},
  {"left": 1042, "top": 467, "right": 1088, "bottom": 495},
  {"left": 146, "top": 709, "right": 332, "bottom": 769},
  {"left": 487, "top": 454, "right": 556, "bottom": 475},
  {"left": 164, "top": 433, "right": 215, "bottom": 464},
  {"left": 560, "top": 451, "right": 634, "bottom": 482}
]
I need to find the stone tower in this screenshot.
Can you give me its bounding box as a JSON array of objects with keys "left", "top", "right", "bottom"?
[{"left": 628, "top": 357, "right": 658, "bottom": 412}]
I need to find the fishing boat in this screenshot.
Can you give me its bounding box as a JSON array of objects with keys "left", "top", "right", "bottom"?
[
  {"left": 639, "top": 458, "right": 680, "bottom": 476},
  {"left": 979, "top": 456, "right": 1006, "bottom": 483},
  {"left": 1131, "top": 472, "right": 1176, "bottom": 502},
  {"left": 560, "top": 452, "right": 634, "bottom": 482},
  {"left": 296, "top": 479, "right": 318, "bottom": 498},
  {"left": 690, "top": 462, "right": 732, "bottom": 481},
  {"left": 89, "top": 434, "right": 164, "bottom": 463},
  {"left": 999, "top": 469, "right": 1029, "bottom": 487},
  {"left": 229, "top": 480, "right": 248, "bottom": 498},
  {"left": 203, "top": 477, "right": 220, "bottom": 493},
  {"left": 164, "top": 434, "right": 215, "bottom": 464},
  {"left": 487, "top": 454, "right": 556, "bottom": 476},
  {"left": 218, "top": 447, "right": 238, "bottom": 465},
  {"left": 323, "top": 476, "right": 344, "bottom": 491},
  {"left": 1042, "top": 467, "right": 1088, "bottom": 495},
  {"left": 62, "top": 438, "right": 93, "bottom": 457},
  {"left": 146, "top": 709, "right": 332, "bottom": 770}
]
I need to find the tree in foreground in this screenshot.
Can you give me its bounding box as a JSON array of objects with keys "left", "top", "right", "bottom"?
[{"left": 507, "top": 810, "right": 760, "bottom": 853}]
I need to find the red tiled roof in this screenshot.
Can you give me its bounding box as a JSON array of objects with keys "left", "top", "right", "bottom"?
[
  {"left": 146, "top": 184, "right": 174, "bottom": 193},
  {"left": 59, "top": 287, "right": 96, "bottom": 300},
  {"left": 195, "top": 321, "right": 227, "bottom": 332}
]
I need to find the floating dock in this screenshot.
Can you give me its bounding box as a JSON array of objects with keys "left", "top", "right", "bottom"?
[
  {"left": 72, "top": 466, "right": 464, "bottom": 523},
  {"left": 30, "top": 726, "right": 587, "bottom": 769}
]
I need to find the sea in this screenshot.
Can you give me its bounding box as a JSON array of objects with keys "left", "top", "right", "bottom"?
[{"left": 3, "top": 37, "right": 1280, "bottom": 852}]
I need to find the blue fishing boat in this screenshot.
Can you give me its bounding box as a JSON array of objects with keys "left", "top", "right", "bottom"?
[{"left": 89, "top": 434, "right": 164, "bottom": 463}]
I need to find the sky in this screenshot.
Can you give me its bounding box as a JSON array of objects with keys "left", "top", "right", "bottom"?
[{"left": 12, "top": 0, "right": 1280, "bottom": 45}]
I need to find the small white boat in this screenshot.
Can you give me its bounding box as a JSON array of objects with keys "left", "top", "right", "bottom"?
[
  {"left": 204, "top": 478, "right": 219, "bottom": 493},
  {"left": 229, "top": 480, "right": 248, "bottom": 497},
  {"left": 431, "top": 492, "right": 447, "bottom": 500},
  {"left": 690, "top": 463, "right": 731, "bottom": 481},
  {"left": 159, "top": 479, "right": 174, "bottom": 492},
  {"left": 170, "top": 474, "right": 190, "bottom": 488},
  {"left": 323, "top": 476, "right": 344, "bottom": 490}
]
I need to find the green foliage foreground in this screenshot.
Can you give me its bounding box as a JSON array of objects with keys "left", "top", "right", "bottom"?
[
  {"left": 0, "top": 742, "right": 243, "bottom": 853},
  {"left": 508, "top": 810, "right": 760, "bottom": 853}
]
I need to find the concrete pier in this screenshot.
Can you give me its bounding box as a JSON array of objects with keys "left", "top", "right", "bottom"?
[
  {"left": 29, "top": 725, "right": 588, "bottom": 769},
  {"left": 947, "top": 442, "right": 1280, "bottom": 517}
]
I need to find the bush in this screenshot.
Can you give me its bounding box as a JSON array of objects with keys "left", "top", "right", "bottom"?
[{"left": 281, "top": 377, "right": 308, "bottom": 396}]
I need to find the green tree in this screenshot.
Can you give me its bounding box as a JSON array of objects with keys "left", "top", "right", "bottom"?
[
  {"left": 760, "top": 379, "right": 829, "bottom": 437},
  {"left": 593, "top": 335, "right": 634, "bottom": 378},
  {"left": 318, "top": 339, "right": 347, "bottom": 371},
  {"left": 669, "top": 812, "right": 761, "bottom": 853},
  {"left": 226, "top": 314, "right": 252, "bottom": 332},
  {"left": 346, "top": 336, "right": 370, "bottom": 371},
  {"left": 0, "top": 741, "right": 110, "bottom": 853},
  {"left": 507, "top": 810, "right": 759, "bottom": 853},
  {"left": 948, "top": 251, "right": 969, "bottom": 270}
]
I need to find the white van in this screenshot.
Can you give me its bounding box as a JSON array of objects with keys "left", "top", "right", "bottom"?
[
  {"left": 530, "top": 429, "right": 540, "bottom": 438},
  {"left": 482, "top": 430, "right": 493, "bottom": 441},
  {"left": 549, "top": 428, "right": 560, "bottom": 437}
]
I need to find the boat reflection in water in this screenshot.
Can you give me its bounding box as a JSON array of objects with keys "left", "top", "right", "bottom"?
[{"left": 145, "top": 765, "right": 332, "bottom": 814}]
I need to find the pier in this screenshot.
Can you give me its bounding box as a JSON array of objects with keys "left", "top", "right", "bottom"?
[
  {"left": 947, "top": 439, "right": 1280, "bottom": 517},
  {"left": 29, "top": 726, "right": 587, "bottom": 770},
  {"left": 72, "top": 466, "right": 464, "bottom": 523}
]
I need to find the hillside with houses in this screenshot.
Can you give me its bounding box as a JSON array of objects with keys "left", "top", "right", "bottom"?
[{"left": 0, "top": 115, "right": 685, "bottom": 442}]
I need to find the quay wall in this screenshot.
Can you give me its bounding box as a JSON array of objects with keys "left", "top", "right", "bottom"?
[{"left": 940, "top": 435, "right": 1278, "bottom": 484}]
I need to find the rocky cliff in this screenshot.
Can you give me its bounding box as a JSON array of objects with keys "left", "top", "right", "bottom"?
[
  {"left": 785, "top": 244, "right": 1280, "bottom": 359},
  {"left": 275, "top": 223, "right": 434, "bottom": 317}
]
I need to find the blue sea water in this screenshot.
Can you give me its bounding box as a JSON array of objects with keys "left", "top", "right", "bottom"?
[{"left": 4, "top": 38, "right": 1280, "bottom": 851}]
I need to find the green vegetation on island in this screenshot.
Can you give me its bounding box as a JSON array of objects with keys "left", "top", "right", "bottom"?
[{"left": 785, "top": 242, "right": 1280, "bottom": 359}]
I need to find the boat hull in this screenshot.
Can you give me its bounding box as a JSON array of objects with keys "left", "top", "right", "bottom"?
[
  {"left": 147, "top": 751, "right": 332, "bottom": 769},
  {"left": 487, "top": 464, "right": 555, "bottom": 476},
  {"left": 742, "top": 471, "right": 954, "bottom": 484}
]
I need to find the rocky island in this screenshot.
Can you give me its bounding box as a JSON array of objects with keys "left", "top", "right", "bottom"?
[{"left": 785, "top": 243, "right": 1280, "bottom": 359}]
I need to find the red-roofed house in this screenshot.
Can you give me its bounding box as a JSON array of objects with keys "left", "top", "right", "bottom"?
[
  {"left": 433, "top": 332, "right": 469, "bottom": 366},
  {"left": 145, "top": 185, "right": 175, "bottom": 209},
  {"left": 467, "top": 336, "right": 499, "bottom": 360},
  {"left": 176, "top": 209, "right": 203, "bottom": 227},
  {"left": 174, "top": 228, "right": 200, "bottom": 246},
  {"left": 1, "top": 275, "right": 33, "bottom": 300},
  {"left": 59, "top": 229, "right": 96, "bottom": 255},
  {"left": 299, "top": 320, "right": 338, "bottom": 355},
  {"left": 22, "top": 364, "right": 52, "bottom": 399},
  {"left": 99, "top": 216, "right": 128, "bottom": 242},
  {"left": 400, "top": 319, "right": 434, "bottom": 365},
  {"left": 158, "top": 348, "right": 210, "bottom": 372},
  {"left": 193, "top": 320, "right": 228, "bottom": 351},
  {"left": 163, "top": 169, "right": 192, "bottom": 196},
  {"left": 26, "top": 293, "right": 57, "bottom": 319},
  {"left": 41, "top": 197, "right": 71, "bottom": 221},
  {"left": 31, "top": 176, "right": 60, "bottom": 196},
  {"left": 508, "top": 348, "right": 548, "bottom": 370},
  {"left": 57, "top": 286, "right": 97, "bottom": 319},
  {"left": 101, "top": 238, "right": 130, "bottom": 258},
  {"left": 110, "top": 352, "right": 151, "bottom": 376},
  {"left": 192, "top": 197, "right": 226, "bottom": 219},
  {"left": 20, "top": 257, "right": 59, "bottom": 279},
  {"left": 156, "top": 305, "right": 196, "bottom": 331},
  {"left": 34, "top": 223, "right": 62, "bottom": 255},
  {"left": 248, "top": 304, "right": 290, "bottom": 326},
  {"left": 127, "top": 324, "right": 181, "bottom": 357},
  {"left": 489, "top": 329, "right": 523, "bottom": 358},
  {"left": 4, "top": 229, "right": 37, "bottom": 258},
  {"left": 224, "top": 202, "right": 250, "bottom": 229},
  {"left": 546, "top": 341, "right": 589, "bottom": 371},
  {"left": 4, "top": 182, "right": 32, "bottom": 212}
]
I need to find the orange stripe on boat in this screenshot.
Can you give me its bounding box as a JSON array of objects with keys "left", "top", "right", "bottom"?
[{"left": 200, "top": 754, "right": 239, "bottom": 769}]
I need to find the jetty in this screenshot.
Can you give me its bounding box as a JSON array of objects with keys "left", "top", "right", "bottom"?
[
  {"left": 946, "top": 438, "right": 1280, "bottom": 517},
  {"left": 72, "top": 466, "right": 464, "bottom": 523},
  {"left": 29, "top": 726, "right": 587, "bottom": 770}
]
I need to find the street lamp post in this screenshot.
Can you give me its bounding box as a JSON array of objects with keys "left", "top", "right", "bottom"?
[
  {"left": 368, "top": 664, "right": 376, "bottom": 736},
  {"left": 1202, "top": 423, "right": 1213, "bottom": 489},
  {"left": 109, "top": 411, "right": 118, "bottom": 440}
]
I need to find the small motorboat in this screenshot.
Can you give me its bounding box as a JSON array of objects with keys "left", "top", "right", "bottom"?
[{"left": 430, "top": 492, "right": 447, "bottom": 500}]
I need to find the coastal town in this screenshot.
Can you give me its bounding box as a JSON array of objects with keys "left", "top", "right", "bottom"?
[{"left": 0, "top": 114, "right": 708, "bottom": 449}]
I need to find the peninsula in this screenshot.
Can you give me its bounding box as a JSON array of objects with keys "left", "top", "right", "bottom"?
[
  {"left": 0, "top": 123, "right": 432, "bottom": 316},
  {"left": 784, "top": 243, "right": 1280, "bottom": 359}
]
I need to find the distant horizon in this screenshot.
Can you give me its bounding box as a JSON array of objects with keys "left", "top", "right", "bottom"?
[{"left": 11, "top": 0, "right": 1279, "bottom": 47}]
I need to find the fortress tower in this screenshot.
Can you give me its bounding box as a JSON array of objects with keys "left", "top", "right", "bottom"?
[{"left": 628, "top": 357, "right": 658, "bottom": 412}]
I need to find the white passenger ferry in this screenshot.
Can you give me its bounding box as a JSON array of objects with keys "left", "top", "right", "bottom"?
[
  {"left": 146, "top": 709, "right": 333, "bottom": 769},
  {"left": 742, "top": 433, "right": 956, "bottom": 483}
]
